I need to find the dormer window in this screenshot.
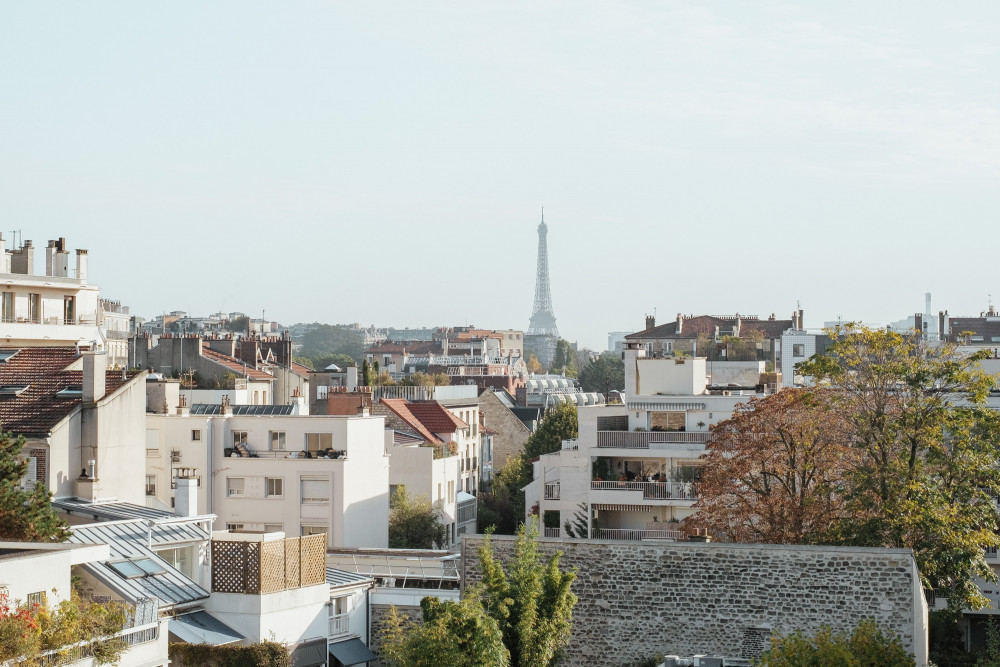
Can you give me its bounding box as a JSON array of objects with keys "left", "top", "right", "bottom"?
[
  {"left": 0, "top": 385, "right": 29, "bottom": 397},
  {"left": 55, "top": 385, "right": 83, "bottom": 398}
]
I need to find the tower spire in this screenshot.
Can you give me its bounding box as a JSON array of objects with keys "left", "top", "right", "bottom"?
[{"left": 527, "top": 209, "right": 558, "bottom": 338}]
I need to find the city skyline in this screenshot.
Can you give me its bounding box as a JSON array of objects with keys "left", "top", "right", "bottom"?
[{"left": 2, "top": 3, "right": 998, "bottom": 350}]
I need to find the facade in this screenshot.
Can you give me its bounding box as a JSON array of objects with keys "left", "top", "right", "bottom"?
[
  {"left": 477, "top": 387, "right": 532, "bottom": 472},
  {"left": 144, "top": 388, "right": 390, "bottom": 549},
  {"left": 525, "top": 345, "right": 777, "bottom": 540}
]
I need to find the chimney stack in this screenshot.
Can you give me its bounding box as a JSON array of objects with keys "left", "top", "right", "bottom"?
[
  {"left": 83, "top": 350, "right": 107, "bottom": 403},
  {"left": 645, "top": 314, "right": 656, "bottom": 330},
  {"left": 676, "top": 313, "right": 684, "bottom": 335},
  {"left": 76, "top": 249, "right": 88, "bottom": 283},
  {"left": 174, "top": 476, "right": 199, "bottom": 518},
  {"left": 10, "top": 240, "right": 33, "bottom": 275}
]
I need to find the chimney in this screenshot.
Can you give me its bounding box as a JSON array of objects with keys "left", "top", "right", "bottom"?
[
  {"left": 10, "top": 240, "right": 33, "bottom": 275},
  {"left": 645, "top": 314, "right": 656, "bottom": 330},
  {"left": 676, "top": 313, "right": 684, "bottom": 335},
  {"left": 83, "top": 351, "right": 107, "bottom": 403},
  {"left": 76, "top": 249, "right": 88, "bottom": 283},
  {"left": 174, "top": 476, "right": 199, "bottom": 518},
  {"left": 914, "top": 313, "right": 923, "bottom": 336},
  {"left": 797, "top": 309, "right": 804, "bottom": 330},
  {"left": 45, "top": 240, "right": 57, "bottom": 276},
  {"left": 346, "top": 366, "right": 358, "bottom": 391},
  {"left": 55, "top": 242, "right": 69, "bottom": 277},
  {"left": 939, "top": 311, "right": 947, "bottom": 340}
]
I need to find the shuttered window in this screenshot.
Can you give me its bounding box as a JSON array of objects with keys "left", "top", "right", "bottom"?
[{"left": 300, "top": 477, "right": 330, "bottom": 503}]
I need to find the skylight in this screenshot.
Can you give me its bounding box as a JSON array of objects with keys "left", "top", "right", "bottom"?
[
  {"left": 55, "top": 385, "right": 83, "bottom": 398},
  {"left": 0, "top": 350, "right": 20, "bottom": 364},
  {"left": 0, "top": 385, "right": 28, "bottom": 397},
  {"left": 109, "top": 557, "right": 166, "bottom": 579}
]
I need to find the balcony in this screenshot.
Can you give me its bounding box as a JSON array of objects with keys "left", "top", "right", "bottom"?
[
  {"left": 596, "top": 431, "right": 709, "bottom": 449},
  {"left": 211, "top": 533, "right": 327, "bottom": 594},
  {"left": 543, "top": 527, "right": 561, "bottom": 538},
  {"left": 329, "top": 614, "right": 351, "bottom": 638},
  {"left": 596, "top": 528, "right": 684, "bottom": 541},
  {"left": 544, "top": 482, "right": 560, "bottom": 500},
  {"left": 591, "top": 480, "right": 697, "bottom": 501}
]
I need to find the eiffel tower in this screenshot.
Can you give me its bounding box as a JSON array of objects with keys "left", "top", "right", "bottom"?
[{"left": 526, "top": 209, "right": 559, "bottom": 367}]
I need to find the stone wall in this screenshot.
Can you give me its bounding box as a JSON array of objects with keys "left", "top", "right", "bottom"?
[
  {"left": 461, "top": 537, "right": 927, "bottom": 666},
  {"left": 478, "top": 388, "right": 531, "bottom": 470},
  {"left": 369, "top": 603, "right": 422, "bottom": 666}
]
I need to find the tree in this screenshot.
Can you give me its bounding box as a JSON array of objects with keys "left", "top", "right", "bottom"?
[
  {"left": 312, "top": 353, "right": 356, "bottom": 371},
  {"left": 562, "top": 502, "right": 597, "bottom": 539},
  {"left": 526, "top": 354, "right": 543, "bottom": 375},
  {"left": 298, "top": 324, "right": 365, "bottom": 364},
  {"left": 478, "top": 520, "right": 578, "bottom": 667},
  {"left": 550, "top": 340, "right": 577, "bottom": 378},
  {"left": 524, "top": 402, "right": 578, "bottom": 460},
  {"left": 694, "top": 388, "right": 855, "bottom": 544},
  {"left": 379, "top": 596, "right": 508, "bottom": 667},
  {"left": 797, "top": 325, "right": 1000, "bottom": 613},
  {"left": 388, "top": 486, "right": 445, "bottom": 549},
  {"left": 292, "top": 355, "right": 315, "bottom": 370},
  {"left": 577, "top": 353, "right": 624, "bottom": 395},
  {"left": 756, "top": 618, "right": 913, "bottom": 667},
  {"left": 479, "top": 455, "right": 530, "bottom": 535},
  {"left": 0, "top": 426, "right": 69, "bottom": 542}
]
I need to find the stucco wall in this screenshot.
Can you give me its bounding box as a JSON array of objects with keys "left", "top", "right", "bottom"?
[{"left": 460, "top": 537, "right": 928, "bottom": 666}]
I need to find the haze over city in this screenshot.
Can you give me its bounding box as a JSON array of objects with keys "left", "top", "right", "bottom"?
[{"left": 3, "top": 2, "right": 998, "bottom": 349}]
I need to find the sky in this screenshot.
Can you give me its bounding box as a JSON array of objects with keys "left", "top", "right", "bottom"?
[{"left": 2, "top": 2, "right": 998, "bottom": 350}]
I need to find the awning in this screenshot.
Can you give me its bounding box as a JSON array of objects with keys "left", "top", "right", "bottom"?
[
  {"left": 168, "top": 611, "right": 244, "bottom": 646},
  {"left": 292, "top": 639, "right": 329, "bottom": 667},
  {"left": 329, "top": 638, "right": 378, "bottom": 665}
]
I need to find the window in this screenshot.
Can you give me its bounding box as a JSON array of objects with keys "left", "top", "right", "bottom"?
[
  {"left": 157, "top": 546, "right": 193, "bottom": 579},
  {"left": 20, "top": 456, "right": 37, "bottom": 492},
  {"left": 191, "top": 430, "right": 201, "bottom": 441},
  {"left": 301, "top": 524, "right": 326, "bottom": 537},
  {"left": 1, "top": 293, "right": 12, "bottom": 322},
  {"left": 263, "top": 523, "right": 283, "bottom": 533},
  {"left": 145, "top": 475, "right": 156, "bottom": 496},
  {"left": 232, "top": 431, "right": 248, "bottom": 447},
  {"left": 227, "top": 478, "right": 245, "bottom": 496},
  {"left": 301, "top": 477, "right": 330, "bottom": 503},
  {"left": 28, "top": 293, "right": 40, "bottom": 323},
  {"left": 226, "top": 523, "right": 245, "bottom": 531},
  {"left": 270, "top": 431, "right": 286, "bottom": 450},
  {"left": 109, "top": 558, "right": 164, "bottom": 579},
  {"left": 26, "top": 591, "right": 46, "bottom": 606},
  {"left": 0, "top": 384, "right": 28, "bottom": 397},
  {"left": 792, "top": 344, "right": 805, "bottom": 358},
  {"left": 305, "top": 433, "right": 333, "bottom": 453},
  {"left": 266, "top": 477, "right": 284, "bottom": 497},
  {"left": 448, "top": 481, "right": 455, "bottom": 503},
  {"left": 63, "top": 296, "right": 75, "bottom": 324}
]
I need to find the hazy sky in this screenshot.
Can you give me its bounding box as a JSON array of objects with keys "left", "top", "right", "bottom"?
[{"left": 2, "top": 2, "right": 998, "bottom": 350}]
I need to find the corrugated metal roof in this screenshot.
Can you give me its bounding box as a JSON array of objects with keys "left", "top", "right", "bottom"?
[
  {"left": 68, "top": 520, "right": 210, "bottom": 608},
  {"left": 53, "top": 499, "right": 211, "bottom": 546},
  {"left": 55, "top": 498, "right": 177, "bottom": 522},
  {"left": 326, "top": 567, "right": 375, "bottom": 589}
]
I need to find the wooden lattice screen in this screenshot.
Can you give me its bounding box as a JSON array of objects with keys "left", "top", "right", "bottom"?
[{"left": 212, "top": 534, "right": 327, "bottom": 594}]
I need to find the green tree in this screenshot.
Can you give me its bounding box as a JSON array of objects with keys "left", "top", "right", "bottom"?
[
  {"left": 298, "top": 324, "right": 365, "bottom": 363},
  {"left": 478, "top": 520, "right": 578, "bottom": 667},
  {"left": 562, "top": 502, "right": 597, "bottom": 539},
  {"left": 361, "top": 360, "right": 377, "bottom": 386},
  {"left": 756, "top": 618, "right": 913, "bottom": 667},
  {"left": 797, "top": 325, "right": 1000, "bottom": 613},
  {"left": 550, "top": 340, "right": 577, "bottom": 378},
  {"left": 388, "top": 487, "right": 446, "bottom": 549},
  {"left": 524, "top": 402, "right": 578, "bottom": 460},
  {"left": 291, "top": 355, "right": 314, "bottom": 370},
  {"left": 311, "top": 353, "right": 357, "bottom": 371},
  {"left": 0, "top": 426, "right": 69, "bottom": 541},
  {"left": 479, "top": 455, "right": 530, "bottom": 535},
  {"left": 578, "top": 353, "right": 625, "bottom": 395},
  {"left": 380, "top": 596, "right": 509, "bottom": 667}
]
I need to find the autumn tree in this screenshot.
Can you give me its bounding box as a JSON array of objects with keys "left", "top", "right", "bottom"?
[
  {"left": 526, "top": 354, "right": 543, "bottom": 375},
  {"left": 0, "top": 426, "right": 69, "bottom": 542},
  {"left": 694, "top": 388, "right": 854, "bottom": 544},
  {"left": 757, "top": 618, "right": 913, "bottom": 667},
  {"left": 797, "top": 325, "right": 1000, "bottom": 613}
]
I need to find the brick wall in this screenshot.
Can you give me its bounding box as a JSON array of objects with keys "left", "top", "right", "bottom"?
[
  {"left": 478, "top": 389, "right": 531, "bottom": 470},
  {"left": 460, "top": 537, "right": 925, "bottom": 666}
]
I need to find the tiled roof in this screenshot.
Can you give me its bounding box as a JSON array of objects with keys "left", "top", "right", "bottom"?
[
  {"left": 0, "top": 347, "right": 143, "bottom": 437},
  {"left": 201, "top": 347, "right": 274, "bottom": 381},
  {"left": 626, "top": 315, "right": 794, "bottom": 341},
  {"left": 407, "top": 401, "right": 468, "bottom": 435},
  {"left": 380, "top": 399, "right": 440, "bottom": 443},
  {"left": 290, "top": 361, "right": 313, "bottom": 377}
]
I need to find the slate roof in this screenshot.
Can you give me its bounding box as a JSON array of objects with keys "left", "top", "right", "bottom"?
[
  {"left": 68, "top": 519, "right": 210, "bottom": 608},
  {"left": 625, "top": 315, "right": 795, "bottom": 341},
  {"left": 201, "top": 347, "right": 275, "bottom": 382},
  {"left": 0, "top": 347, "right": 143, "bottom": 437}
]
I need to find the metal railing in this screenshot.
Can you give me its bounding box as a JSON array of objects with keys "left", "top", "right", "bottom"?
[
  {"left": 543, "top": 527, "right": 561, "bottom": 538},
  {"left": 544, "top": 482, "right": 560, "bottom": 500},
  {"left": 590, "top": 480, "right": 697, "bottom": 500},
  {"left": 596, "top": 528, "right": 683, "bottom": 541},
  {"left": 329, "top": 614, "right": 350, "bottom": 638},
  {"left": 596, "top": 431, "right": 710, "bottom": 448}
]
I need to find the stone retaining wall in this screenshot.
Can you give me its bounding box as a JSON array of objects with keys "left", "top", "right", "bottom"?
[{"left": 460, "top": 537, "right": 927, "bottom": 666}]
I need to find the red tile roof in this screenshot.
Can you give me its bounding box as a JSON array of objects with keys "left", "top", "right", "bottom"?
[
  {"left": 380, "top": 399, "right": 440, "bottom": 443},
  {"left": 0, "top": 347, "right": 143, "bottom": 437},
  {"left": 201, "top": 347, "right": 274, "bottom": 381},
  {"left": 406, "top": 402, "right": 468, "bottom": 435},
  {"left": 626, "top": 315, "right": 794, "bottom": 341}
]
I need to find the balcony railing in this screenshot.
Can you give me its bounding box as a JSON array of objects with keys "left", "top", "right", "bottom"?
[
  {"left": 543, "top": 527, "right": 561, "bottom": 538},
  {"left": 591, "top": 480, "right": 697, "bottom": 500},
  {"left": 986, "top": 546, "right": 999, "bottom": 560},
  {"left": 544, "top": 482, "right": 560, "bottom": 500},
  {"left": 596, "top": 528, "right": 684, "bottom": 541},
  {"left": 596, "top": 431, "right": 710, "bottom": 448},
  {"left": 329, "top": 614, "right": 350, "bottom": 638}
]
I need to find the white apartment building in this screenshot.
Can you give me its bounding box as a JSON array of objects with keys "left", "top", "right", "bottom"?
[
  {"left": 145, "top": 386, "right": 390, "bottom": 549},
  {"left": 525, "top": 343, "right": 774, "bottom": 541},
  {"left": 387, "top": 431, "right": 462, "bottom": 546}
]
